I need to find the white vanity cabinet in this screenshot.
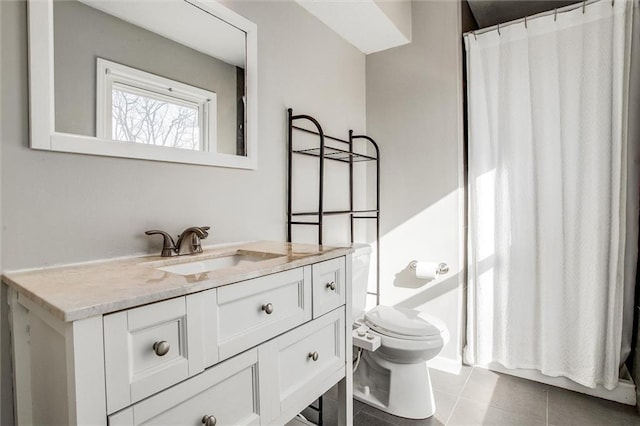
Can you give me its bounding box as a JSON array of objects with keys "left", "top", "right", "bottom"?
[
  {"left": 103, "top": 291, "right": 218, "bottom": 413},
  {"left": 312, "top": 257, "right": 347, "bottom": 318},
  {"left": 216, "top": 266, "right": 312, "bottom": 361},
  {"left": 109, "top": 349, "right": 264, "bottom": 426},
  {"left": 6, "top": 245, "right": 353, "bottom": 426},
  {"left": 272, "top": 308, "right": 345, "bottom": 418}
]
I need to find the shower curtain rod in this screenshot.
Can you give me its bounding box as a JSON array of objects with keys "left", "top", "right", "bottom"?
[{"left": 463, "top": 0, "right": 618, "bottom": 39}]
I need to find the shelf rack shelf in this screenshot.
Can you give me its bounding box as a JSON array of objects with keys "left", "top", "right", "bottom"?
[{"left": 286, "top": 108, "right": 380, "bottom": 306}]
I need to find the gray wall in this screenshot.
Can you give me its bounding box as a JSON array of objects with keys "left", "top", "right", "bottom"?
[
  {"left": 54, "top": 0, "right": 238, "bottom": 155},
  {"left": 0, "top": 0, "right": 365, "bottom": 422},
  {"left": 628, "top": 0, "right": 640, "bottom": 411},
  {"left": 366, "top": 0, "right": 465, "bottom": 368},
  {"left": 0, "top": 2, "right": 6, "bottom": 423}
]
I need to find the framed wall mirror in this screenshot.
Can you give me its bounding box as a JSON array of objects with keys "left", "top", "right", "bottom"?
[{"left": 28, "top": 0, "right": 258, "bottom": 169}]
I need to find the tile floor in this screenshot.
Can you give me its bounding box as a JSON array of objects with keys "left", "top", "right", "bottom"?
[{"left": 301, "top": 366, "right": 640, "bottom": 425}]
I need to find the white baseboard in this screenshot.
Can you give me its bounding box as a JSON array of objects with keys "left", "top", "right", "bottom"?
[
  {"left": 482, "top": 363, "right": 637, "bottom": 406},
  {"left": 428, "top": 355, "right": 462, "bottom": 375}
]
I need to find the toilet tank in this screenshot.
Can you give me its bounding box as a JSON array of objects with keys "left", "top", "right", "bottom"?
[{"left": 351, "top": 243, "right": 372, "bottom": 319}]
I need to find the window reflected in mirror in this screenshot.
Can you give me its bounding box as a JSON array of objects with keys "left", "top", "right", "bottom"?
[{"left": 97, "top": 59, "right": 216, "bottom": 152}]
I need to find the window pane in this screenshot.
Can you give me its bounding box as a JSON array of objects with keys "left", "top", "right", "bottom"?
[{"left": 111, "top": 87, "right": 201, "bottom": 151}]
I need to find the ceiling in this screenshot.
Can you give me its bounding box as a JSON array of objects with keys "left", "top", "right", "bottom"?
[
  {"left": 296, "top": 0, "right": 412, "bottom": 54},
  {"left": 467, "top": 0, "right": 581, "bottom": 28},
  {"left": 297, "top": 1, "right": 585, "bottom": 53}
]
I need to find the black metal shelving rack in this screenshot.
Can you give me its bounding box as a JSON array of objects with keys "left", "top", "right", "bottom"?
[{"left": 286, "top": 108, "right": 381, "bottom": 307}]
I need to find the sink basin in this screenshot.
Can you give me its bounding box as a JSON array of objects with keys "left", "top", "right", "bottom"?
[{"left": 157, "top": 251, "right": 283, "bottom": 276}]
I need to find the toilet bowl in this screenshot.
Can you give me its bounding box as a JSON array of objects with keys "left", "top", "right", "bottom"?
[
  {"left": 351, "top": 245, "right": 449, "bottom": 419},
  {"left": 353, "top": 305, "right": 449, "bottom": 418}
]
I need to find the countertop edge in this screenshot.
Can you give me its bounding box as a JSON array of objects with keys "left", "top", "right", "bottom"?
[{"left": 3, "top": 244, "right": 354, "bottom": 322}]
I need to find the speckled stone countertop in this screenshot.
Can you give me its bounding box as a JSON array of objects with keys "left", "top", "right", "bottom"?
[{"left": 2, "top": 241, "right": 352, "bottom": 322}]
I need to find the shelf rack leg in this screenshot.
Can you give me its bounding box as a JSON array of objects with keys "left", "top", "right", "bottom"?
[{"left": 287, "top": 109, "right": 293, "bottom": 243}]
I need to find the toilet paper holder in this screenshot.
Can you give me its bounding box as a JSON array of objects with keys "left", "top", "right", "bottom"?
[{"left": 409, "top": 261, "right": 449, "bottom": 275}]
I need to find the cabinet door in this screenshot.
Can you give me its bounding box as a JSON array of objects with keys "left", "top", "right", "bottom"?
[
  {"left": 312, "top": 257, "right": 346, "bottom": 318},
  {"left": 275, "top": 308, "right": 345, "bottom": 415},
  {"left": 216, "top": 267, "right": 311, "bottom": 360},
  {"left": 109, "top": 349, "right": 261, "bottom": 426},
  {"left": 104, "top": 291, "right": 215, "bottom": 413}
]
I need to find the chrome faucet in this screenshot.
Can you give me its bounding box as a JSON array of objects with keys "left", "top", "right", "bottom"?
[{"left": 145, "top": 226, "right": 210, "bottom": 257}]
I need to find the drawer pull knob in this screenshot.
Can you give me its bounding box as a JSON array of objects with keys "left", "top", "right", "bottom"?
[
  {"left": 262, "top": 303, "right": 274, "bottom": 315},
  {"left": 152, "top": 341, "right": 170, "bottom": 357},
  {"left": 308, "top": 351, "right": 319, "bottom": 361},
  {"left": 202, "top": 415, "right": 217, "bottom": 426},
  {"left": 326, "top": 281, "right": 336, "bottom": 291}
]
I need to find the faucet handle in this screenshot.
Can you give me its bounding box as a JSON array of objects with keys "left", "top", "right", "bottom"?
[
  {"left": 145, "top": 230, "right": 177, "bottom": 257},
  {"left": 178, "top": 226, "right": 209, "bottom": 239},
  {"left": 175, "top": 226, "right": 211, "bottom": 255},
  {"left": 190, "top": 227, "right": 210, "bottom": 253},
  {"left": 199, "top": 226, "right": 211, "bottom": 238}
]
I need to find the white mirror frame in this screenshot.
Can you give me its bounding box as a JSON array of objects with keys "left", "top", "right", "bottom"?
[{"left": 28, "top": 0, "right": 258, "bottom": 169}]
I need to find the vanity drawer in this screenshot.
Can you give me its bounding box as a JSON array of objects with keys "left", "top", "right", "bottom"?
[
  {"left": 109, "top": 349, "right": 261, "bottom": 426},
  {"left": 104, "top": 291, "right": 216, "bottom": 414},
  {"left": 216, "top": 267, "right": 312, "bottom": 360},
  {"left": 275, "top": 307, "right": 345, "bottom": 414},
  {"left": 312, "top": 256, "right": 346, "bottom": 318}
]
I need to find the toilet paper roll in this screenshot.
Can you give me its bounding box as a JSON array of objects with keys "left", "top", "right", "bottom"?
[{"left": 410, "top": 261, "right": 449, "bottom": 279}]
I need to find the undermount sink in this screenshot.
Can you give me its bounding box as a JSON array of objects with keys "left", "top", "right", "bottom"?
[{"left": 156, "top": 251, "right": 284, "bottom": 276}]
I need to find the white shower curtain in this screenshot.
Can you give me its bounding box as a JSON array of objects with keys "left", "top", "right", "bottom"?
[{"left": 464, "top": 0, "right": 638, "bottom": 390}]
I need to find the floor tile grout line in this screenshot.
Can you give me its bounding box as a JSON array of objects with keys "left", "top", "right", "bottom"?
[
  {"left": 444, "top": 366, "right": 476, "bottom": 425},
  {"left": 546, "top": 389, "right": 549, "bottom": 426}
]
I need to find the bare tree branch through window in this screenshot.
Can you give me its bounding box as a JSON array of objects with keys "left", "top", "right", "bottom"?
[{"left": 111, "top": 87, "right": 200, "bottom": 150}]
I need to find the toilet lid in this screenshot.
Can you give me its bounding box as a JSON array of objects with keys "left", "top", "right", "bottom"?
[{"left": 364, "top": 305, "right": 447, "bottom": 338}]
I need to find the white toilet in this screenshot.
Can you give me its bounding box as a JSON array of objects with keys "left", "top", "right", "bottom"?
[{"left": 351, "top": 244, "right": 450, "bottom": 419}]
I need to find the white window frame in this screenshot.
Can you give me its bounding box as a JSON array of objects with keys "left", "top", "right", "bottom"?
[{"left": 96, "top": 58, "right": 216, "bottom": 153}]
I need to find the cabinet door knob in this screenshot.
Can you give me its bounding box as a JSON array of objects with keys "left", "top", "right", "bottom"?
[
  {"left": 261, "top": 303, "right": 274, "bottom": 315},
  {"left": 153, "top": 341, "right": 170, "bottom": 356},
  {"left": 308, "top": 351, "right": 319, "bottom": 361},
  {"left": 326, "top": 281, "right": 336, "bottom": 291},
  {"left": 202, "top": 415, "right": 217, "bottom": 426}
]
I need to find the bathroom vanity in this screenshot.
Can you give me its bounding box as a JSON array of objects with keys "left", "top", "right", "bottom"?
[{"left": 4, "top": 241, "right": 353, "bottom": 425}]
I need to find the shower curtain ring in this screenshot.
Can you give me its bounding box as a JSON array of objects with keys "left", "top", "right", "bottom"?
[
  {"left": 473, "top": 31, "right": 477, "bottom": 41},
  {"left": 497, "top": 23, "right": 501, "bottom": 35},
  {"left": 554, "top": 8, "right": 558, "bottom": 21},
  {"left": 524, "top": 16, "right": 528, "bottom": 29},
  {"left": 582, "top": 0, "right": 586, "bottom": 13}
]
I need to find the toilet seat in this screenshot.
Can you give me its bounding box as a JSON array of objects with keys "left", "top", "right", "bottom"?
[{"left": 364, "top": 305, "right": 447, "bottom": 341}]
